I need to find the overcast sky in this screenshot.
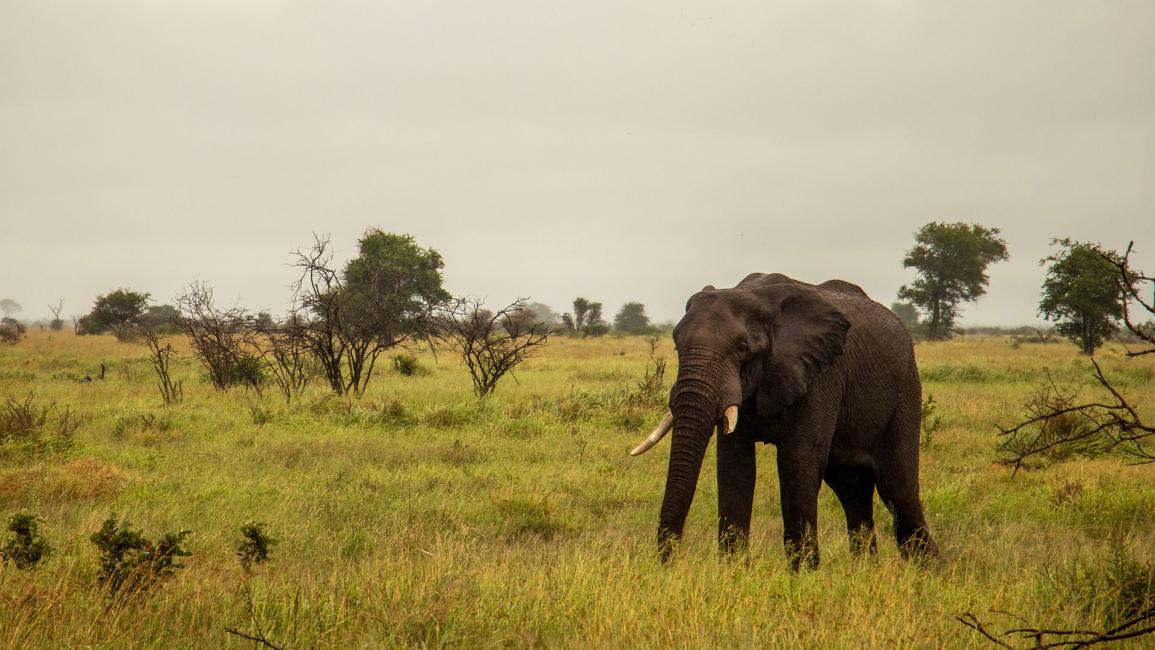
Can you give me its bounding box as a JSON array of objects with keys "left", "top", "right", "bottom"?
[{"left": 2, "top": 1, "right": 1152, "bottom": 326}]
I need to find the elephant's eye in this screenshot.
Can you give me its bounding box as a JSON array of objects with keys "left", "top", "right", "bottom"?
[{"left": 736, "top": 340, "right": 750, "bottom": 355}]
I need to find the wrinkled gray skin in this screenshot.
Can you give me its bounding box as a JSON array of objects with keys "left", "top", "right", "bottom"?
[{"left": 655, "top": 273, "right": 938, "bottom": 569}]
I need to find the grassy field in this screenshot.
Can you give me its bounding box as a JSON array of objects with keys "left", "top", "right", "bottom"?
[{"left": 1, "top": 330, "right": 1153, "bottom": 648}]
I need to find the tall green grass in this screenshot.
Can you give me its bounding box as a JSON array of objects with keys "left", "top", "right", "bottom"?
[{"left": 0, "top": 332, "right": 1152, "bottom": 647}]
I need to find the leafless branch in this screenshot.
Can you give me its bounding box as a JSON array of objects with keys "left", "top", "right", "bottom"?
[
  {"left": 1103, "top": 242, "right": 1154, "bottom": 355},
  {"left": 142, "top": 330, "right": 183, "bottom": 404},
  {"left": 437, "top": 297, "right": 552, "bottom": 399},
  {"left": 999, "top": 242, "right": 1154, "bottom": 469},
  {"left": 959, "top": 607, "right": 1155, "bottom": 649},
  {"left": 173, "top": 282, "right": 265, "bottom": 393},
  {"left": 223, "top": 582, "right": 288, "bottom": 650}
]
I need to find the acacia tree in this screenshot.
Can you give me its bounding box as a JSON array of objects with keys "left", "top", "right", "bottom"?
[
  {"left": 897, "top": 222, "right": 1009, "bottom": 340},
  {"left": 437, "top": 297, "right": 551, "bottom": 399},
  {"left": 1038, "top": 239, "right": 1125, "bottom": 355},
  {"left": 81, "top": 289, "right": 151, "bottom": 341},
  {"left": 293, "top": 230, "right": 449, "bottom": 396},
  {"left": 614, "top": 302, "right": 651, "bottom": 334}
]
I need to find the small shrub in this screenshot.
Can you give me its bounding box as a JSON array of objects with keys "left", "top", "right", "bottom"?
[
  {"left": 90, "top": 515, "right": 191, "bottom": 597},
  {"left": 921, "top": 394, "right": 942, "bottom": 450},
  {"left": 111, "top": 411, "right": 175, "bottom": 439},
  {"left": 1046, "top": 535, "right": 1155, "bottom": 627},
  {"left": 235, "top": 522, "right": 276, "bottom": 572},
  {"left": 377, "top": 396, "right": 411, "bottom": 426},
  {"left": 247, "top": 400, "right": 275, "bottom": 426},
  {"left": 1, "top": 512, "right": 51, "bottom": 570},
  {"left": 392, "top": 354, "right": 426, "bottom": 377},
  {"left": 423, "top": 404, "right": 477, "bottom": 429},
  {"left": 0, "top": 393, "right": 77, "bottom": 457}
]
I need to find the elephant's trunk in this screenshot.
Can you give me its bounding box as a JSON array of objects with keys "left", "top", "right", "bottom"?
[{"left": 657, "top": 347, "right": 733, "bottom": 560}]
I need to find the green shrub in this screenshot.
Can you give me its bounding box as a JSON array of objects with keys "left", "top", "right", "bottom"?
[
  {"left": 921, "top": 394, "right": 942, "bottom": 450},
  {"left": 235, "top": 522, "right": 276, "bottom": 572},
  {"left": 392, "top": 354, "right": 426, "bottom": 377},
  {"left": 90, "top": 515, "right": 191, "bottom": 597},
  {"left": 1046, "top": 536, "right": 1155, "bottom": 627},
  {"left": 1, "top": 512, "right": 51, "bottom": 570}
]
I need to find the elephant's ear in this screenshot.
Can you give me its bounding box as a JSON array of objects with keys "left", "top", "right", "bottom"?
[{"left": 756, "top": 287, "right": 850, "bottom": 416}]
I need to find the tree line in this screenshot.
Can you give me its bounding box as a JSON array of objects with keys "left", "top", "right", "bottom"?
[{"left": 890, "top": 221, "right": 1141, "bottom": 355}]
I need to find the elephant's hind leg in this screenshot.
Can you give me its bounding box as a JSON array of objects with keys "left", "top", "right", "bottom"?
[
  {"left": 824, "top": 464, "right": 877, "bottom": 556},
  {"left": 876, "top": 413, "right": 940, "bottom": 561}
]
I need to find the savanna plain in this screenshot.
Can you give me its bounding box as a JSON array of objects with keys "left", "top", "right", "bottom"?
[{"left": 1, "top": 330, "right": 1153, "bottom": 649}]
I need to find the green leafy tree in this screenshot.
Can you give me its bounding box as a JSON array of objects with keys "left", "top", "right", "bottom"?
[
  {"left": 572, "top": 298, "right": 593, "bottom": 330},
  {"left": 294, "top": 230, "right": 450, "bottom": 396},
  {"left": 890, "top": 302, "right": 920, "bottom": 332},
  {"left": 897, "top": 222, "right": 1009, "bottom": 340},
  {"left": 0, "top": 299, "right": 20, "bottom": 319},
  {"left": 614, "top": 302, "right": 651, "bottom": 334},
  {"left": 82, "top": 289, "right": 151, "bottom": 341},
  {"left": 1038, "top": 239, "right": 1125, "bottom": 355},
  {"left": 141, "top": 304, "right": 180, "bottom": 333}
]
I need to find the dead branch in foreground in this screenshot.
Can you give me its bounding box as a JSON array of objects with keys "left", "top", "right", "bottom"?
[
  {"left": 958, "top": 607, "right": 1155, "bottom": 649},
  {"left": 998, "top": 242, "right": 1153, "bottom": 470}
]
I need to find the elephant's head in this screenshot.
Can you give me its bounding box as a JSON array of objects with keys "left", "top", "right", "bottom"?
[{"left": 630, "top": 275, "right": 850, "bottom": 558}]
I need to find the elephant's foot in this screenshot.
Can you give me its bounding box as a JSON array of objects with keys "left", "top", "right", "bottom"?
[
  {"left": 718, "top": 525, "right": 749, "bottom": 557},
  {"left": 848, "top": 524, "right": 877, "bottom": 557},
  {"left": 784, "top": 534, "right": 820, "bottom": 571},
  {"left": 897, "top": 526, "right": 940, "bottom": 564},
  {"left": 657, "top": 524, "right": 682, "bottom": 563}
]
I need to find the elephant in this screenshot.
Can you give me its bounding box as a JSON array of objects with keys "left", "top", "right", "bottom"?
[{"left": 630, "top": 273, "right": 938, "bottom": 569}]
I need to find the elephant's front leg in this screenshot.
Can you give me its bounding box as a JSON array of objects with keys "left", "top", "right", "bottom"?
[
  {"left": 777, "top": 444, "right": 824, "bottom": 571},
  {"left": 716, "top": 429, "right": 756, "bottom": 555}
]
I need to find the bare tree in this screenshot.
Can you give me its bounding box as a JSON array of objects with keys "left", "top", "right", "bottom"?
[
  {"left": 437, "top": 298, "right": 552, "bottom": 399},
  {"left": 173, "top": 282, "right": 265, "bottom": 393},
  {"left": 143, "top": 330, "right": 183, "bottom": 404},
  {"left": 258, "top": 313, "right": 314, "bottom": 403},
  {"left": 48, "top": 299, "right": 64, "bottom": 331},
  {"left": 998, "top": 241, "right": 1154, "bottom": 466}
]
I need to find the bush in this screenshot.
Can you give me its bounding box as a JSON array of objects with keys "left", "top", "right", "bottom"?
[
  {"left": 0, "top": 393, "right": 78, "bottom": 457},
  {"left": 921, "top": 394, "right": 942, "bottom": 450},
  {"left": 392, "top": 354, "right": 426, "bottom": 377},
  {"left": 1, "top": 512, "right": 51, "bottom": 570},
  {"left": 1046, "top": 536, "right": 1155, "bottom": 627},
  {"left": 235, "top": 522, "right": 276, "bottom": 572},
  {"left": 90, "top": 515, "right": 191, "bottom": 597},
  {"left": 0, "top": 318, "right": 25, "bottom": 344}
]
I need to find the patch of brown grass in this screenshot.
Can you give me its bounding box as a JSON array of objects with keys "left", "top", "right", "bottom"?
[{"left": 44, "top": 458, "right": 129, "bottom": 501}]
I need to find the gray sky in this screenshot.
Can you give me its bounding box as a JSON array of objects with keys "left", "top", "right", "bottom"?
[{"left": 2, "top": 1, "right": 1152, "bottom": 326}]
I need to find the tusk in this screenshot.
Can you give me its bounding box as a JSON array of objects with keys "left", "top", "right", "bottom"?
[
  {"left": 630, "top": 410, "right": 674, "bottom": 456},
  {"left": 723, "top": 405, "right": 739, "bottom": 434}
]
